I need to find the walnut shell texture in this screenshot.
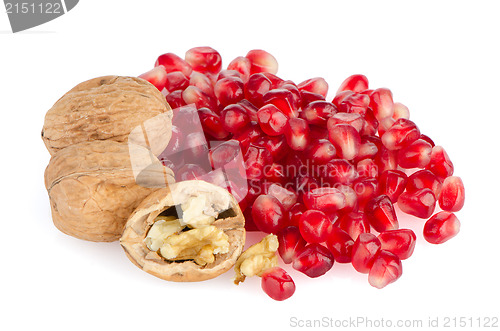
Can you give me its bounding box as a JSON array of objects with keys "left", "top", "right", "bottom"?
[
  {"left": 45, "top": 140, "right": 174, "bottom": 242},
  {"left": 42, "top": 76, "right": 172, "bottom": 156},
  {"left": 120, "top": 180, "right": 245, "bottom": 282}
]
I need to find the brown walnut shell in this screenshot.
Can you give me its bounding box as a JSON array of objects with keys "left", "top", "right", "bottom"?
[
  {"left": 45, "top": 140, "right": 174, "bottom": 242},
  {"left": 41, "top": 76, "right": 172, "bottom": 156},
  {"left": 120, "top": 180, "right": 245, "bottom": 282}
]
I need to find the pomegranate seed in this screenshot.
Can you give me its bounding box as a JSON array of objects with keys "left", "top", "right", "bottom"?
[
  {"left": 392, "top": 102, "right": 410, "bottom": 120},
  {"left": 139, "top": 66, "right": 167, "bottom": 91},
  {"left": 244, "top": 144, "right": 273, "bottom": 180},
  {"left": 217, "top": 70, "right": 241, "bottom": 80},
  {"left": 328, "top": 124, "right": 361, "bottom": 160},
  {"left": 183, "top": 86, "right": 217, "bottom": 111},
  {"left": 304, "top": 187, "right": 347, "bottom": 213},
  {"left": 357, "top": 159, "right": 379, "bottom": 178},
  {"left": 322, "top": 159, "right": 359, "bottom": 185},
  {"left": 338, "top": 93, "right": 370, "bottom": 116},
  {"left": 227, "top": 56, "right": 251, "bottom": 82},
  {"left": 364, "top": 195, "right": 399, "bottom": 233},
  {"left": 397, "top": 138, "right": 432, "bottom": 169},
  {"left": 263, "top": 88, "right": 298, "bottom": 118},
  {"left": 281, "top": 82, "right": 302, "bottom": 106},
  {"left": 305, "top": 139, "right": 336, "bottom": 164},
  {"left": 244, "top": 73, "right": 273, "bottom": 107},
  {"left": 301, "top": 101, "right": 337, "bottom": 126},
  {"left": 277, "top": 226, "right": 307, "bottom": 264},
  {"left": 198, "top": 107, "right": 229, "bottom": 140},
  {"left": 264, "top": 163, "right": 287, "bottom": 184},
  {"left": 299, "top": 210, "right": 333, "bottom": 244},
  {"left": 337, "top": 211, "right": 370, "bottom": 240},
  {"left": 406, "top": 169, "right": 442, "bottom": 197},
  {"left": 426, "top": 145, "right": 454, "bottom": 179},
  {"left": 361, "top": 108, "right": 379, "bottom": 136},
  {"left": 378, "top": 229, "right": 416, "bottom": 260},
  {"left": 189, "top": 71, "right": 214, "bottom": 96},
  {"left": 377, "top": 117, "right": 395, "bottom": 137},
  {"left": 185, "top": 46, "right": 222, "bottom": 74},
  {"left": 352, "top": 233, "right": 381, "bottom": 274},
  {"left": 420, "top": 134, "right": 435, "bottom": 147},
  {"left": 332, "top": 90, "right": 354, "bottom": 108},
  {"left": 246, "top": 49, "right": 278, "bottom": 75},
  {"left": 285, "top": 118, "right": 310, "bottom": 151},
  {"left": 243, "top": 206, "right": 259, "bottom": 231},
  {"left": 295, "top": 176, "right": 320, "bottom": 197},
  {"left": 326, "top": 227, "right": 355, "bottom": 263},
  {"left": 379, "top": 170, "right": 408, "bottom": 203},
  {"left": 336, "top": 184, "right": 359, "bottom": 212},
  {"left": 176, "top": 164, "right": 207, "bottom": 181},
  {"left": 288, "top": 202, "right": 307, "bottom": 227},
  {"left": 254, "top": 135, "right": 290, "bottom": 161},
  {"left": 257, "top": 104, "right": 289, "bottom": 136},
  {"left": 166, "top": 90, "right": 186, "bottom": 109},
  {"left": 220, "top": 104, "right": 250, "bottom": 134},
  {"left": 398, "top": 188, "right": 436, "bottom": 219},
  {"left": 353, "top": 178, "right": 380, "bottom": 206},
  {"left": 262, "top": 73, "right": 284, "bottom": 88},
  {"left": 355, "top": 137, "right": 379, "bottom": 162},
  {"left": 183, "top": 131, "right": 209, "bottom": 164},
  {"left": 234, "top": 123, "right": 263, "bottom": 151},
  {"left": 423, "top": 211, "right": 460, "bottom": 244},
  {"left": 261, "top": 267, "right": 295, "bottom": 301},
  {"left": 370, "top": 88, "right": 394, "bottom": 120},
  {"left": 164, "top": 71, "right": 189, "bottom": 92},
  {"left": 155, "top": 53, "right": 192, "bottom": 76},
  {"left": 252, "top": 194, "right": 287, "bottom": 233},
  {"left": 292, "top": 244, "right": 334, "bottom": 278},
  {"left": 266, "top": 183, "right": 298, "bottom": 211},
  {"left": 298, "top": 77, "right": 328, "bottom": 98},
  {"left": 301, "top": 91, "right": 326, "bottom": 108},
  {"left": 309, "top": 125, "right": 329, "bottom": 140},
  {"left": 439, "top": 176, "right": 465, "bottom": 212},
  {"left": 214, "top": 77, "right": 245, "bottom": 107},
  {"left": 337, "top": 74, "right": 369, "bottom": 93},
  {"left": 368, "top": 250, "right": 403, "bottom": 289},
  {"left": 381, "top": 118, "right": 420, "bottom": 150},
  {"left": 327, "top": 113, "right": 365, "bottom": 133},
  {"left": 237, "top": 99, "right": 259, "bottom": 122},
  {"left": 375, "top": 145, "right": 398, "bottom": 174},
  {"left": 209, "top": 139, "right": 241, "bottom": 169}
]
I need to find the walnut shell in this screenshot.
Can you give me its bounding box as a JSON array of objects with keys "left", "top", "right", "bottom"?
[
  {"left": 45, "top": 140, "right": 174, "bottom": 242},
  {"left": 41, "top": 76, "right": 172, "bottom": 156},
  {"left": 120, "top": 180, "right": 245, "bottom": 282}
]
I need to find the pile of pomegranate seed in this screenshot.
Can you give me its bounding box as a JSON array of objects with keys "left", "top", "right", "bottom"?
[{"left": 139, "top": 47, "right": 465, "bottom": 300}]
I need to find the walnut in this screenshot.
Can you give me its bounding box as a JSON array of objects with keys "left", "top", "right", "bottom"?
[
  {"left": 44, "top": 140, "right": 174, "bottom": 242},
  {"left": 120, "top": 180, "right": 245, "bottom": 282},
  {"left": 41, "top": 76, "right": 172, "bottom": 156}
]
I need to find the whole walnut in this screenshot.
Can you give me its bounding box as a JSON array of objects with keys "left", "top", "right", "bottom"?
[
  {"left": 44, "top": 140, "right": 174, "bottom": 242},
  {"left": 41, "top": 76, "right": 172, "bottom": 156}
]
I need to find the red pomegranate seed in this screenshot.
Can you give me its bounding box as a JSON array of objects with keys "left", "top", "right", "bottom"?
[
  {"left": 381, "top": 118, "right": 420, "bottom": 150},
  {"left": 295, "top": 176, "right": 320, "bottom": 197},
  {"left": 328, "top": 124, "right": 361, "bottom": 160},
  {"left": 198, "top": 107, "right": 229, "bottom": 140},
  {"left": 176, "top": 164, "right": 208, "bottom": 181},
  {"left": 262, "top": 73, "right": 284, "bottom": 88},
  {"left": 234, "top": 124, "right": 263, "bottom": 151},
  {"left": 361, "top": 108, "right": 379, "bottom": 136},
  {"left": 327, "top": 113, "right": 365, "bottom": 133},
  {"left": 351, "top": 233, "right": 381, "bottom": 274},
  {"left": 139, "top": 66, "right": 167, "bottom": 91},
  {"left": 309, "top": 125, "right": 329, "bottom": 140},
  {"left": 254, "top": 135, "right": 289, "bottom": 161},
  {"left": 377, "top": 117, "right": 395, "bottom": 137},
  {"left": 261, "top": 267, "right": 296, "bottom": 301},
  {"left": 298, "top": 77, "right": 328, "bottom": 98},
  {"left": 246, "top": 49, "right": 278, "bottom": 75},
  {"left": 185, "top": 46, "right": 222, "bottom": 74},
  {"left": 189, "top": 71, "right": 214, "bottom": 96},
  {"left": 406, "top": 169, "right": 442, "bottom": 197},
  {"left": 209, "top": 139, "right": 241, "bottom": 169},
  {"left": 357, "top": 159, "right": 378, "bottom": 178},
  {"left": 257, "top": 104, "right": 289, "bottom": 136},
  {"left": 326, "top": 227, "right": 354, "bottom": 263},
  {"left": 337, "top": 211, "right": 370, "bottom": 241},
  {"left": 338, "top": 93, "right": 370, "bottom": 116},
  {"left": 423, "top": 211, "right": 460, "bottom": 244},
  {"left": 243, "top": 206, "right": 258, "bottom": 231},
  {"left": 379, "top": 170, "right": 408, "bottom": 203},
  {"left": 439, "top": 176, "right": 465, "bottom": 212},
  {"left": 164, "top": 71, "right": 189, "bottom": 92},
  {"left": 227, "top": 56, "right": 251, "bottom": 82},
  {"left": 155, "top": 53, "right": 193, "bottom": 76},
  {"left": 237, "top": 99, "right": 259, "bottom": 122},
  {"left": 301, "top": 90, "right": 325, "bottom": 108},
  {"left": 353, "top": 178, "right": 380, "bottom": 207},
  {"left": 398, "top": 188, "right": 436, "bottom": 219},
  {"left": 392, "top": 102, "right": 410, "bottom": 120},
  {"left": 332, "top": 90, "right": 354, "bottom": 108},
  {"left": 322, "top": 159, "right": 359, "bottom": 185},
  {"left": 370, "top": 88, "right": 394, "bottom": 120},
  {"left": 183, "top": 132, "right": 209, "bottom": 164},
  {"left": 355, "top": 137, "right": 379, "bottom": 162},
  {"left": 264, "top": 163, "right": 287, "bottom": 184},
  {"left": 336, "top": 184, "right": 359, "bottom": 212},
  {"left": 419, "top": 134, "right": 435, "bottom": 147},
  {"left": 217, "top": 70, "right": 241, "bottom": 81},
  {"left": 166, "top": 90, "right": 186, "bottom": 109},
  {"left": 263, "top": 88, "right": 298, "bottom": 118},
  {"left": 285, "top": 118, "right": 310, "bottom": 151},
  {"left": 364, "top": 195, "right": 399, "bottom": 233},
  {"left": 220, "top": 104, "right": 250, "bottom": 134},
  {"left": 299, "top": 210, "right": 333, "bottom": 244},
  {"left": 397, "top": 138, "right": 432, "bottom": 169},
  {"left": 266, "top": 183, "right": 298, "bottom": 211},
  {"left": 244, "top": 144, "right": 273, "bottom": 180},
  {"left": 244, "top": 73, "right": 273, "bottom": 107},
  {"left": 288, "top": 202, "right": 307, "bottom": 227},
  {"left": 292, "top": 244, "right": 334, "bottom": 278},
  {"left": 305, "top": 139, "right": 336, "bottom": 164},
  {"left": 277, "top": 226, "right": 307, "bottom": 264},
  {"left": 251, "top": 194, "right": 287, "bottom": 233},
  {"left": 426, "top": 145, "right": 454, "bottom": 179},
  {"left": 183, "top": 86, "right": 217, "bottom": 111},
  {"left": 377, "top": 229, "right": 416, "bottom": 260},
  {"left": 368, "top": 250, "right": 403, "bottom": 289},
  {"left": 301, "top": 101, "right": 337, "bottom": 126},
  {"left": 214, "top": 77, "right": 245, "bottom": 107},
  {"left": 281, "top": 82, "right": 302, "bottom": 106},
  {"left": 375, "top": 146, "right": 398, "bottom": 174},
  {"left": 304, "top": 187, "right": 347, "bottom": 213},
  {"left": 337, "top": 74, "right": 369, "bottom": 93}
]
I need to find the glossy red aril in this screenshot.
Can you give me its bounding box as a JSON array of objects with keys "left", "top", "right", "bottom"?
[
  {"left": 357, "top": 159, "right": 378, "bottom": 178},
  {"left": 337, "top": 74, "right": 369, "bottom": 93},
  {"left": 370, "top": 88, "right": 394, "bottom": 120},
  {"left": 338, "top": 93, "right": 370, "bottom": 116},
  {"left": 328, "top": 124, "right": 361, "bottom": 160},
  {"left": 218, "top": 70, "right": 241, "bottom": 80},
  {"left": 303, "top": 187, "right": 347, "bottom": 213},
  {"left": 155, "top": 53, "right": 192, "bottom": 76},
  {"left": 244, "top": 73, "right": 272, "bottom": 107},
  {"left": 261, "top": 267, "right": 295, "bottom": 301},
  {"left": 439, "top": 176, "right": 465, "bottom": 212},
  {"left": 299, "top": 210, "right": 333, "bottom": 244},
  {"left": 166, "top": 90, "right": 186, "bottom": 109},
  {"left": 266, "top": 183, "right": 298, "bottom": 211},
  {"left": 426, "top": 146, "right": 454, "bottom": 179},
  {"left": 298, "top": 77, "right": 328, "bottom": 98},
  {"left": 398, "top": 188, "right": 436, "bottom": 219},
  {"left": 351, "top": 233, "right": 381, "bottom": 273},
  {"left": 281, "top": 81, "right": 302, "bottom": 106},
  {"left": 424, "top": 211, "right": 460, "bottom": 244},
  {"left": 189, "top": 71, "right": 214, "bottom": 96},
  {"left": 397, "top": 139, "right": 432, "bottom": 169},
  {"left": 407, "top": 170, "right": 442, "bottom": 197},
  {"left": 208, "top": 139, "right": 241, "bottom": 169},
  {"left": 301, "top": 90, "right": 325, "bottom": 108},
  {"left": 264, "top": 163, "right": 287, "bottom": 183},
  {"left": 227, "top": 56, "right": 251, "bottom": 82},
  {"left": 254, "top": 135, "right": 289, "bottom": 161},
  {"left": 305, "top": 139, "right": 336, "bottom": 164},
  {"left": 336, "top": 185, "right": 359, "bottom": 213},
  {"left": 246, "top": 49, "right": 278, "bottom": 75},
  {"left": 323, "top": 159, "right": 359, "bottom": 185},
  {"left": 234, "top": 124, "right": 262, "bottom": 151},
  {"left": 288, "top": 202, "right": 307, "bottom": 227},
  {"left": 164, "top": 71, "right": 189, "bottom": 92},
  {"left": 220, "top": 104, "right": 250, "bottom": 133},
  {"left": 176, "top": 164, "right": 207, "bottom": 181},
  {"left": 327, "top": 113, "right": 365, "bottom": 133},
  {"left": 139, "top": 66, "right": 167, "bottom": 91},
  {"left": 381, "top": 118, "right": 420, "bottom": 150},
  {"left": 364, "top": 195, "right": 399, "bottom": 233},
  {"left": 332, "top": 90, "right": 354, "bottom": 108},
  {"left": 263, "top": 88, "right": 298, "bottom": 118},
  {"left": 362, "top": 108, "right": 379, "bottom": 136},
  {"left": 377, "top": 117, "right": 395, "bottom": 137},
  {"left": 251, "top": 194, "right": 286, "bottom": 233},
  {"left": 257, "top": 104, "right": 289, "bottom": 136},
  {"left": 277, "top": 226, "right": 307, "bottom": 264},
  {"left": 198, "top": 107, "right": 229, "bottom": 140},
  {"left": 244, "top": 144, "right": 273, "bottom": 180},
  {"left": 238, "top": 99, "right": 259, "bottom": 122},
  {"left": 353, "top": 178, "right": 380, "bottom": 206},
  {"left": 368, "top": 250, "right": 403, "bottom": 289},
  {"left": 185, "top": 46, "right": 222, "bottom": 74},
  {"left": 378, "top": 229, "right": 416, "bottom": 260},
  {"left": 285, "top": 118, "right": 310, "bottom": 151},
  {"left": 392, "top": 102, "right": 410, "bottom": 120},
  {"left": 326, "top": 227, "right": 354, "bottom": 263},
  {"left": 379, "top": 170, "right": 408, "bottom": 203},
  {"left": 420, "top": 134, "right": 435, "bottom": 147},
  {"left": 183, "top": 132, "right": 208, "bottom": 164},
  {"left": 301, "top": 101, "right": 337, "bottom": 126},
  {"left": 356, "top": 137, "right": 379, "bottom": 161},
  {"left": 214, "top": 77, "right": 245, "bottom": 107},
  {"left": 337, "top": 212, "right": 370, "bottom": 240},
  {"left": 183, "top": 86, "right": 217, "bottom": 111},
  {"left": 292, "top": 244, "right": 334, "bottom": 278}
]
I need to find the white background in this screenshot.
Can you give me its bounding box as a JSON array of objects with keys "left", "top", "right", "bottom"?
[{"left": 1, "top": 1, "right": 499, "bottom": 330}]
